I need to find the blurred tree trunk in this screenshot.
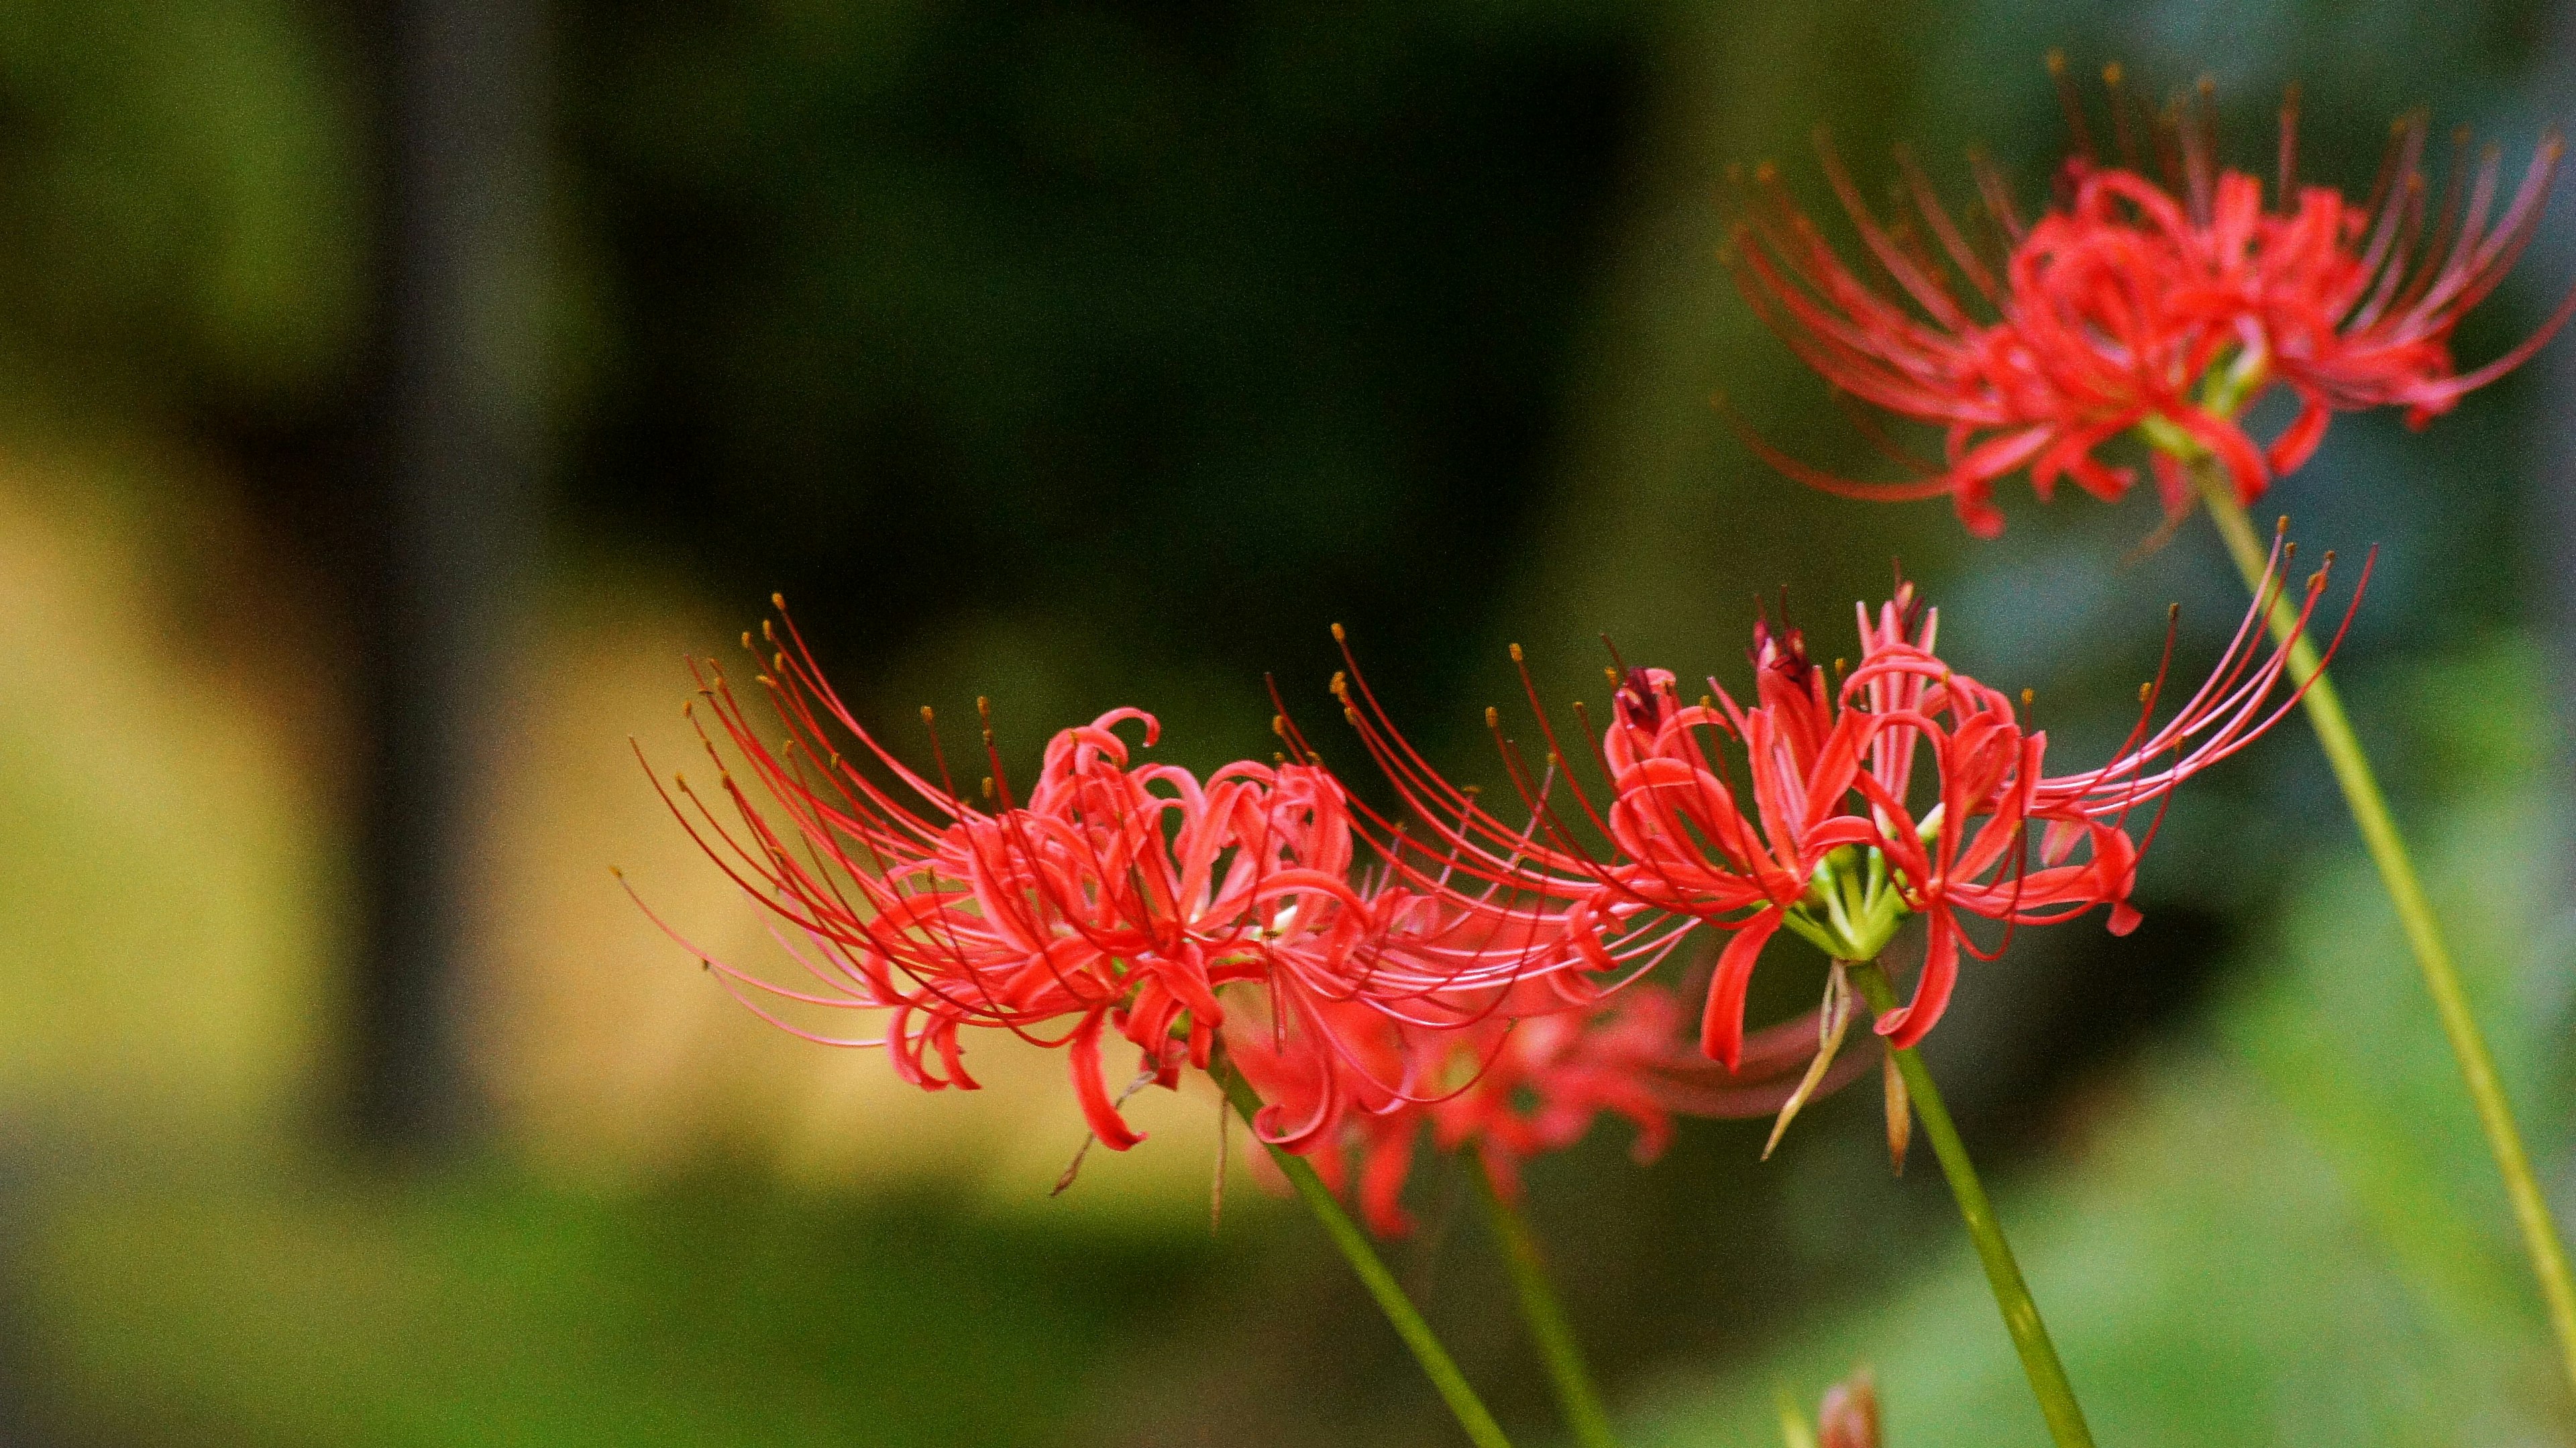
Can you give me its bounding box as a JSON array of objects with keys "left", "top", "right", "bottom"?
[
  {"left": 345, "top": 0, "right": 545, "bottom": 1150},
  {"left": 1495, "top": 3, "right": 1951, "bottom": 679}
]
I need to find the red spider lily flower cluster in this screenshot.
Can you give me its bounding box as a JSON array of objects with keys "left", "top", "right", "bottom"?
[
  {"left": 1332, "top": 533, "right": 2359, "bottom": 1074},
  {"left": 637, "top": 603, "right": 1822, "bottom": 1231},
  {"left": 642, "top": 529, "right": 2351, "bottom": 1217},
  {"left": 1727, "top": 59, "right": 2576, "bottom": 535}
]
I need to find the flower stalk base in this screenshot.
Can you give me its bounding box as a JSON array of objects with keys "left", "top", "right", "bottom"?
[
  {"left": 1846, "top": 960, "right": 2096, "bottom": 1448},
  {"left": 2194, "top": 462, "right": 2576, "bottom": 1404},
  {"left": 1215, "top": 1064, "right": 1517, "bottom": 1448}
]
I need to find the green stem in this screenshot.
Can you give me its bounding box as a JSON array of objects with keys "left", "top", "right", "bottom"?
[
  {"left": 2194, "top": 463, "right": 2576, "bottom": 1400},
  {"left": 1471, "top": 1150, "right": 1623, "bottom": 1448},
  {"left": 1845, "top": 960, "right": 2096, "bottom": 1448},
  {"left": 1215, "top": 1064, "right": 1517, "bottom": 1448}
]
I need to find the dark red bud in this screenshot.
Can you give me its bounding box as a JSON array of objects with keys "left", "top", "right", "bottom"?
[{"left": 1615, "top": 667, "right": 1668, "bottom": 731}]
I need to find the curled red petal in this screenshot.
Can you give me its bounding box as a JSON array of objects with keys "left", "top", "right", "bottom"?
[
  {"left": 1701, "top": 909, "right": 1786, "bottom": 1070},
  {"left": 1069, "top": 1008, "right": 1146, "bottom": 1151},
  {"left": 1874, "top": 916, "right": 1960, "bottom": 1051}
]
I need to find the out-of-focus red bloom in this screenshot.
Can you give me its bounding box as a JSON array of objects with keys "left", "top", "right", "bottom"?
[
  {"left": 1728, "top": 62, "right": 2576, "bottom": 535},
  {"left": 2169, "top": 108, "right": 2575, "bottom": 469},
  {"left": 1232, "top": 982, "right": 1873, "bottom": 1236},
  {"left": 1334, "top": 539, "right": 2357, "bottom": 1068},
  {"left": 1726, "top": 144, "right": 2208, "bottom": 537}
]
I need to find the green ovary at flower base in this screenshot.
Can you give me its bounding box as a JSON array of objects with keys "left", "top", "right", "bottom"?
[{"left": 1780, "top": 835, "right": 1922, "bottom": 966}]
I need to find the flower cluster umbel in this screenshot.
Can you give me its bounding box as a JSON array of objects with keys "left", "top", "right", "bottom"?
[
  {"left": 1728, "top": 58, "right": 2576, "bottom": 535},
  {"left": 643, "top": 525, "right": 2351, "bottom": 1229},
  {"left": 1332, "top": 531, "right": 2356, "bottom": 1074}
]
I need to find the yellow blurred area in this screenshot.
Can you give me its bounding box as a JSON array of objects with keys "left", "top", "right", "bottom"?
[
  {"left": 0, "top": 430, "right": 1223, "bottom": 1214},
  {"left": 0, "top": 435, "right": 329, "bottom": 1131},
  {"left": 476, "top": 604, "right": 1226, "bottom": 1209}
]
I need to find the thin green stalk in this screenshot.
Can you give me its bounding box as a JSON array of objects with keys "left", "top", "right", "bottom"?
[
  {"left": 2194, "top": 462, "right": 2576, "bottom": 1400},
  {"left": 1846, "top": 960, "right": 2096, "bottom": 1448},
  {"left": 1214, "top": 1064, "right": 1516, "bottom": 1448},
  {"left": 1471, "top": 1151, "right": 1623, "bottom": 1448}
]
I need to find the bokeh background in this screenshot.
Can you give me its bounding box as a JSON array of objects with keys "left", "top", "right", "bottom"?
[{"left": 2, "top": 0, "right": 2575, "bottom": 1443}]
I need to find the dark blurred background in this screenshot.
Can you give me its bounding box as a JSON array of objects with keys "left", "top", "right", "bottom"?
[{"left": 0, "top": 1, "right": 2572, "bottom": 1443}]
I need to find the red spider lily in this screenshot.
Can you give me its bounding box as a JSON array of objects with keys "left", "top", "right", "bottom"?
[
  {"left": 1332, "top": 537, "right": 2358, "bottom": 1071},
  {"left": 1606, "top": 541, "right": 2355, "bottom": 1053},
  {"left": 634, "top": 605, "right": 1607, "bottom": 1163},
  {"left": 1230, "top": 982, "right": 1874, "bottom": 1236},
  {"left": 1725, "top": 148, "right": 2223, "bottom": 537},
  {"left": 1727, "top": 62, "right": 2576, "bottom": 534}
]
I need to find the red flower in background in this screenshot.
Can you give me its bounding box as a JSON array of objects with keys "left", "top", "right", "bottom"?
[
  {"left": 2184, "top": 108, "right": 2575, "bottom": 456},
  {"left": 1725, "top": 144, "right": 2210, "bottom": 537},
  {"left": 1727, "top": 59, "right": 2576, "bottom": 535},
  {"left": 1232, "top": 982, "right": 1874, "bottom": 1236}
]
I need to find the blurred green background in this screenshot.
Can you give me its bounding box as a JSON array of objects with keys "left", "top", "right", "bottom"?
[{"left": 1, "top": 0, "right": 2573, "bottom": 1443}]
